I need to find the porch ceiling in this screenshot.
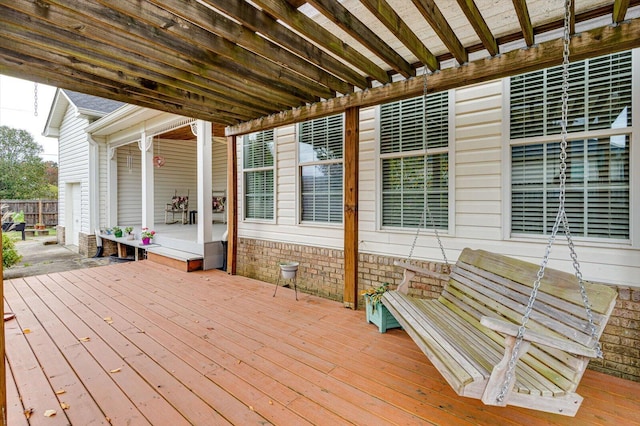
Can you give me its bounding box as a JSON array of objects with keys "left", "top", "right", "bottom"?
[{"left": 1, "top": 1, "right": 639, "bottom": 134}]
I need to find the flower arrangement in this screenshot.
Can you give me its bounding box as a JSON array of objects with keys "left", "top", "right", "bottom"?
[
  {"left": 361, "top": 282, "right": 389, "bottom": 312},
  {"left": 140, "top": 228, "right": 156, "bottom": 239},
  {"left": 124, "top": 226, "right": 133, "bottom": 234}
]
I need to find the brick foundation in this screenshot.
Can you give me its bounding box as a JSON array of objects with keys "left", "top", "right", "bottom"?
[
  {"left": 590, "top": 287, "right": 640, "bottom": 382},
  {"left": 237, "top": 237, "right": 640, "bottom": 382},
  {"left": 78, "top": 232, "right": 96, "bottom": 257}
]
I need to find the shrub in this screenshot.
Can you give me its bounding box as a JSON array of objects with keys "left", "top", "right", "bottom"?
[{"left": 2, "top": 232, "right": 22, "bottom": 268}]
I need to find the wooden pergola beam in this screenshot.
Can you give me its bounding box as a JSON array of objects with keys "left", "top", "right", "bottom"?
[
  {"left": 411, "top": 0, "right": 469, "bottom": 64},
  {"left": 307, "top": 0, "right": 415, "bottom": 77},
  {"left": 199, "top": 0, "right": 370, "bottom": 90},
  {"left": 512, "top": 0, "right": 535, "bottom": 46},
  {"left": 359, "top": 0, "right": 439, "bottom": 71},
  {"left": 456, "top": 0, "right": 499, "bottom": 56},
  {"left": 252, "top": 0, "right": 392, "bottom": 84},
  {"left": 227, "top": 16, "right": 640, "bottom": 135}
]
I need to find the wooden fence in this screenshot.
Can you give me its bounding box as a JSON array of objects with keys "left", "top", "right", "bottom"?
[{"left": 1, "top": 199, "right": 58, "bottom": 227}]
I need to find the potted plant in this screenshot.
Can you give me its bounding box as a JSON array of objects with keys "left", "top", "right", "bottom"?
[
  {"left": 140, "top": 228, "right": 155, "bottom": 245},
  {"left": 362, "top": 283, "right": 402, "bottom": 333},
  {"left": 124, "top": 226, "right": 134, "bottom": 240},
  {"left": 112, "top": 226, "right": 123, "bottom": 238}
]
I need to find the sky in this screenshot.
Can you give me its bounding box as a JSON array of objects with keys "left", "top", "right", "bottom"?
[{"left": 0, "top": 75, "right": 58, "bottom": 162}]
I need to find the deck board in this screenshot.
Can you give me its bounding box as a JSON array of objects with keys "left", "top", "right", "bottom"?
[{"left": 4, "top": 260, "right": 640, "bottom": 425}]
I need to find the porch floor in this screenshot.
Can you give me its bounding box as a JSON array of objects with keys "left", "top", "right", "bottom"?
[{"left": 4, "top": 262, "right": 640, "bottom": 425}]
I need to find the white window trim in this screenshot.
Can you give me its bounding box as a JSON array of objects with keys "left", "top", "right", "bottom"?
[
  {"left": 296, "top": 116, "right": 345, "bottom": 227},
  {"left": 502, "top": 48, "right": 639, "bottom": 248},
  {"left": 375, "top": 90, "right": 456, "bottom": 236},
  {"left": 241, "top": 129, "right": 277, "bottom": 223}
]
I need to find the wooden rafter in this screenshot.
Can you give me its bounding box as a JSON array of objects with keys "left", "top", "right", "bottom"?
[
  {"left": 200, "top": 0, "right": 370, "bottom": 89},
  {"left": 306, "top": 0, "right": 415, "bottom": 77},
  {"left": 512, "top": 0, "right": 534, "bottom": 46},
  {"left": 252, "top": 0, "right": 392, "bottom": 84},
  {"left": 98, "top": 0, "right": 334, "bottom": 100},
  {"left": 411, "top": 0, "right": 468, "bottom": 65},
  {"left": 359, "top": 0, "right": 439, "bottom": 71},
  {"left": 456, "top": 0, "right": 499, "bottom": 56},
  {"left": 144, "top": 0, "right": 353, "bottom": 95},
  {"left": 613, "top": 0, "right": 630, "bottom": 22}
]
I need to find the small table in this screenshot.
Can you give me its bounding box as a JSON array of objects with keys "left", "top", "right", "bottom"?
[{"left": 189, "top": 210, "right": 197, "bottom": 224}]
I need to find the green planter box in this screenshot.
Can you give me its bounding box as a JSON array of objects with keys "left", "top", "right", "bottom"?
[{"left": 365, "top": 297, "right": 401, "bottom": 333}]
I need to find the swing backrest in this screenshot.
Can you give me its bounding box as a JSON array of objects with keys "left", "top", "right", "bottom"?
[{"left": 442, "top": 248, "right": 618, "bottom": 393}]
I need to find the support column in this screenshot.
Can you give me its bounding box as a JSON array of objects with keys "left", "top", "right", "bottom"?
[
  {"left": 343, "top": 107, "right": 360, "bottom": 309},
  {"left": 226, "top": 135, "right": 238, "bottom": 275},
  {"left": 107, "top": 147, "right": 118, "bottom": 226},
  {"left": 196, "top": 120, "right": 213, "bottom": 244},
  {"left": 88, "top": 136, "right": 100, "bottom": 232},
  {"left": 139, "top": 132, "right": 154, "bottom": 228}
]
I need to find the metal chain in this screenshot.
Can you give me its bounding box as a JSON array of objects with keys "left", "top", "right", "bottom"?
[
  {"left": 34, "top": 82, "right": 38, "bottom": 117},
  {"left": 497, "top": 0, "right": 569, "bottom": 402},
  {"left": 406, "top": 71, "right": 449, "bottom": 267}
]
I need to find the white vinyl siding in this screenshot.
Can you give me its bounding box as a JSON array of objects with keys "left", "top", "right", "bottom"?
[
  {"left": 510, "top": 52, "right": 632, "bottom": 240},
  {"left": 298, "top": 115, "right": 344, "bottom": 224},
  {"left": 243, "top": 130, "right": 275, "bottom": 220},
  {"left": 153, "top": 139, "right": 198, "bottom": 221},
  {"left": 380, "top": 92, "right": 449, "bottom": 230},
  {"left": 58, "top": 105, "right": 90, "bottom": 233}
]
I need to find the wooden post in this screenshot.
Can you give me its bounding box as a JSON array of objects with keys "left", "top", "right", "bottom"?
[
  {"left": 343, "top": 107, "right": 360, "bottom": 309},
  {"left": 1, "top": 228, "right": 6, "bottom": 426},
  {"left": 226, "top": 135, "right": 238, "bottom": 275}
]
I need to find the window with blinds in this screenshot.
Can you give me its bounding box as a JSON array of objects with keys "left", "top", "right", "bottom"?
[
  {"left": 243, "top": 130, "right": 275, "bottom": 220},
  {"left": 510, "top": 52, "right": 632, "bottom": 240},
  {"left": 380, "top": 92, "right": 449, "bottom": 229},
  {"left": 298, "top": 114, "right": 344, "bottom": 224}
]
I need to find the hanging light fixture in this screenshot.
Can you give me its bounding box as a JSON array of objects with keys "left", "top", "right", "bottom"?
[{"left": 153, "top": 135, "right": 166, "bottom": 168}]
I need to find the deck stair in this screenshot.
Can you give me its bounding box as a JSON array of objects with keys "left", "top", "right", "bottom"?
[{"left": 146, "top": 246, "right": 203, "bottom": 272}]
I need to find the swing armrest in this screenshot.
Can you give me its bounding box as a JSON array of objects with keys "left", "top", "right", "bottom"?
[
  {"left": 393, "top": 261, "right": 450, "bottom": 282},
  {"left": 480, "top": 316, "right": 598, "bottom": 358}
]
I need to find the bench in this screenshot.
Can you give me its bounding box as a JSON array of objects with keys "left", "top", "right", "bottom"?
[{"left": 382, "top": 248, "right": 617, "bottom": 416}]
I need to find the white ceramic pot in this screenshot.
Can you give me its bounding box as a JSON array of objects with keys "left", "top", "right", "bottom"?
[{"left": 279, "top": 262, "right": 299, "bottom": 279}]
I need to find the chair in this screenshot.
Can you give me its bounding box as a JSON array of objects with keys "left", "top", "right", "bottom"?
[{"left": 165, "top": 190, "right": 189, "bottom": 224}]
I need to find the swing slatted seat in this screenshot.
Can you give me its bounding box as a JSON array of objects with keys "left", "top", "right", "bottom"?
[{"left": 382, "top": 248, "right": 617, "bottom": 416}]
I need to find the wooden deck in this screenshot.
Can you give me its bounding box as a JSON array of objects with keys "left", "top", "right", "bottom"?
[{"left": 4, "top": 261, "right": 640, "bottom": 425}]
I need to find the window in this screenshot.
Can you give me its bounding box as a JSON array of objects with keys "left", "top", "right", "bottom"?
[
  {"left": 243, "top": 130, "right": 274, "bottom": 220},
  {"left": 380, "top": 93, "right": 449, "bottom": 229},
  {"left": 298, "top": 115, "right": 344, "bottom": 223},
  {"left": 510, "top": 52, "right": 632, "bottom": 239}
]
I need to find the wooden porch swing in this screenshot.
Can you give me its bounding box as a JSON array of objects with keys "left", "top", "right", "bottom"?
[{"left": 380, "top": 0, "right": 618, "bottom": 417}]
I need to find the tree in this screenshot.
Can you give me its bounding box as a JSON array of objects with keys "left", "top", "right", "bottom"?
[{"left": 0, "top": 126, "right": 49, "bottom": 199}]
